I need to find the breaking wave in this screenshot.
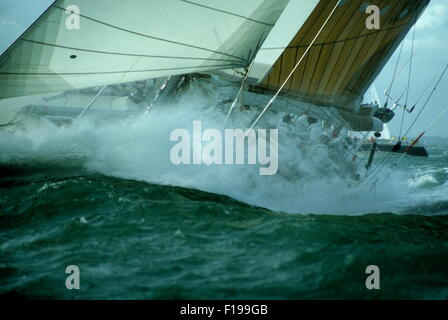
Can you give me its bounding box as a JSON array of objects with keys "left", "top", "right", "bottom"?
[
  {"left": 0, "top": 84, "right": 446, "bottom": 215},
  {"left": 409, "top": 174, "right": 439, "bottom": 188}
]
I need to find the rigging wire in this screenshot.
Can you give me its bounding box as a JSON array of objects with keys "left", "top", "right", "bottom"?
[
  {"left": 414, "top": 76, "right": 437, "bottom": 107},
  {"left": 363, "top": 61, "right": 448, "bottom": 186},
  {"left": 402, "top": 62, "right": 448, "bottom": 139},
  {"left": 53, "top": 5, "right": 246, "bottom": 62},
  {"left": 398, "top": 102, "right": 406, "bottom": 140},
  {"left": 392, "top": 42, "right": 422, "bottom": 85},
  {"left": 398, "top": 24, "right": 417, "bottom": 139},
  {"left": 225, "top": 61, "right": 255, "bottom": 123},
  {"left": 384, "top": 41, "right": 404, "bottom": 108},
  {"left": 76, "top": 85, "right": 108, "bottom": 119},
  {"left": 393, "top": 74, "right": 436, "bottom": 114},
  {"left": 246, "top": 0, "right": 342, "bottom": 131},
  {"left": 387, "top": 42, "right": 425, "bottom": 114},
  {"left": 362, "top": 152, "right": 395, "bottom": 185},
  {"left": 372, "top": 104, "right": 448, "bottom": 185},
  {"left": 396, "top": 87, "right": 407, "bottom": 105},
  {"left": 0, "top": 112, "right": 26, "bottom": 129},
  {"left": 405, "top": 23, "right": 417, "bottom": 108}
]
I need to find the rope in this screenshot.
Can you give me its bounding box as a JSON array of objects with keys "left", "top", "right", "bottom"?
[
  {"left": 398, "top": 101, "right": 406, "bottom": 139},
  {"left": 76, "top": 85, "right": 107, "bottom": 119},
  {"left": 372, "top": 104, "right": 448, "bottom": 185},
  {"left": 392, "top": 42, "right": 422, "bottom": 85},
  {"left": 397, "top": 24, "right": 416, "bottom": 139},
  {"left": 246, "top": 0, "right": 342, "bottom": 131},
  {"left": 384, "top": 41, "right": 404, "bottom": 108},
  {"left": 402, "top": 62, "right": 448, "bottom": 139},
  {"left": 414, "top": 76, "right": 436, "bottom": 107},
  {"left": 363, "top": 62, "right": 448, "bottom": 186},
  {"left": 361, "top": 151, "right": 395, "bottom": 185},
  {"left": 54, "top": 6, "right": 245, "bottom": 62},
  {"left": 225, "top": 62, "right": 254, "bottom": 122},
  {"left": 404, "top": 23, "right": 417, "bottom": 107}
]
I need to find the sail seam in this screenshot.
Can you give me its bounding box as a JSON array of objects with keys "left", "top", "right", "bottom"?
[
  {"left": 180, "top": 0, "right": 274, "bottom": 26},
  {"left": 21, "top": 39, "right": 243, "bottom": 64},
  {"left": 0, "top": 64, "right": 238, "bottom": 76},
  {"left": 260, "top": 23, "right": 407, "bottom": 50},
  {"left": 53, "top": 5, "right": 246, "bottom": 62},
  {"left": 306, "top": 0, "right": 362, "bottom": 101},
  {"left": 331, "top": 1, "right": 410, "bottom": 104}
]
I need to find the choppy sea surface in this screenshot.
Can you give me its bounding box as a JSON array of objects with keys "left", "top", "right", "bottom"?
[{"left": 0, "top": 96, "right": 447, "bottom": 299}]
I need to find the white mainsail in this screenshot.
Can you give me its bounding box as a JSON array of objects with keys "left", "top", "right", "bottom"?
[{"left": 0, "top": 0, "right": 289, "bottom": 99}]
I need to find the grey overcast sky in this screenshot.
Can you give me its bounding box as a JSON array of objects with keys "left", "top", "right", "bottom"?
[{"left": 0, "top": 0, "right": 447, "bottom": 137}]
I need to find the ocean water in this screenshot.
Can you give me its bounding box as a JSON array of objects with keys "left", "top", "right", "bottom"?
[{"left": 0, "top": 93, "right": 447, "bottom": 299}]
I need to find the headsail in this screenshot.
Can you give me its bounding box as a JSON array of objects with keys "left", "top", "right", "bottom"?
[
  {"left": 255, "top": 0, "right": 430, "bottom": 131},
  {"left": 0, "top": 0, "right": 288, "bottom": 100},
  {"left": 247, "top": 0, "right": 319, "bottom": 83}
]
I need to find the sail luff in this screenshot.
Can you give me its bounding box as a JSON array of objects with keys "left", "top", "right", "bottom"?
[
  {"left": 255, "top": 0, "right": 430, "bottom": 131},
  {"left": 246, "top": 0, "right": 319, "bottom": 83}
]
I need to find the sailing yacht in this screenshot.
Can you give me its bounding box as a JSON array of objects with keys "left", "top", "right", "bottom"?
[
  {"left": 354, "top": 85, "right": 429, "bottom": 157},
  {"left": 0, "top": 0, "right": 431, "bottom": 179}
]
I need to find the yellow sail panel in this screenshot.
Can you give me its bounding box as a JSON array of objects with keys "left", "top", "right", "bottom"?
[
  {"left": 0, "top": 0, "right": 288, "bottom": 99},
  {"left": 260, "top": 0, "right": 430, "bottom": 112},
  {"left": 247, "top": 0, "right": 319, "bottom": 82}
]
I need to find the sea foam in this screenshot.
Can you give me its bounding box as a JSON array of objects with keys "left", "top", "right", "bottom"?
[{"left": 0, "top": 85, "right": 445, "bottom": 215}]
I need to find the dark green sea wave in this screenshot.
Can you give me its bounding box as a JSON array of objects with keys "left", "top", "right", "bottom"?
[{"left": 1, "top": 167, "right": 447, "bottom": 299}]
